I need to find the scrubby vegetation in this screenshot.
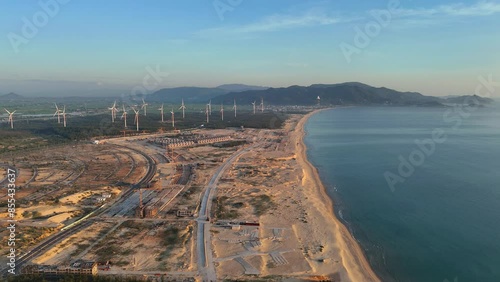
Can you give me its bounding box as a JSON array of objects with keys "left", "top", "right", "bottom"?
[
  {"left": 213, "top": 196, "right": 240, "bottom": 220},
  {"left": 159, "top": 224, "right": 193, "bottom": 259},
  {"left": 250, "top": 194, "right": 275, "bottom": 216},
  {"left": 0, "top": 107, "right": 286, "bottom": 155}
]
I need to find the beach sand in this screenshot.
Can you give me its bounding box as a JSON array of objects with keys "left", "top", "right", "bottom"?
[
  {"left": 212, "top": 109, "right": 380, "bottom": 281},
  {"left": 294, "top": 109, "right": 380, "bottom": 281}
]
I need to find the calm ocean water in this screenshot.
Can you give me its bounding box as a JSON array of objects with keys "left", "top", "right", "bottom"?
[{"left": 304, "top": 104, "right": 500, "bottom": 282}]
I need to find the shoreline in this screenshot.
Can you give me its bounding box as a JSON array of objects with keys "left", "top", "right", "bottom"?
[{"left": 294, "top": 108, "right": 381, "bottom": 282}]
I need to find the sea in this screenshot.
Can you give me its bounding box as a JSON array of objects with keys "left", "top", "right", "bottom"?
[{"left": 304, "top": 103, "right": 500, "bottom": 282}]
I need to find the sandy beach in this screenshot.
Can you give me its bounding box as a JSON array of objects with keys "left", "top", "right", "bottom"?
[
  {"left": 212, "top": 109, "right": 381, "bottom": 281},
  {"left": 0, "top": 109, "right": 381, "bottom": 281},
  {"left": 293, "top": 109, "right": 381, "bottom": 281}
]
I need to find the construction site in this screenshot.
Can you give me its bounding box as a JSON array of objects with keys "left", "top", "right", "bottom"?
[
  {"left": 1, "top": 116, "right": 348, "bottom": 282},
  {"left": 0, "top": 128, "right": 248, "bottom": 280}
]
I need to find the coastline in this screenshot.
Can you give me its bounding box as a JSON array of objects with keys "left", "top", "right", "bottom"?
[{"left": 293, "top": 108, "right": 381, "bottom": 282}]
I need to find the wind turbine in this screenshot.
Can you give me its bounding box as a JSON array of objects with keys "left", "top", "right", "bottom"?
[
  {"left": 121, "top": 105, "right": 128, "bottom": 128},
  {"left": 260, "top": 97, "right": 264, "bottom": 112},
  {"left": 159, "top": 104, "right": 164, "bottom": 123},
  {"left": 252, "top": 101, "right": 256, "bottom": 114},
  {"left": 141, "top": 99, "right": 148, "bottom": 116},
  {"left": 179, "top": 99, "right": 186, "bottom": 119},
  {"left": 62, "top": 106, "right": 67, "bottom": 127},
  {"left": 5, "top": 109, "right": 15, "bottom": 129},
  {"left": 205, "top": 104, "right": 210, "bottom": 123},
  {"left": 132, "top": 108, "right": 140, "bottom": 131},
  {"left": 54, "top": 103, "right": 61, "bottom": 123},
  {"left": 317, "top": 95, "right": 321, "bottom": 106},
  {"left": 170, "top": 108, "right": 175, "bottom": 128},
  {"left": 233, "top": 99, "right": 237, "bottom": 118},
  {"left": 208, "top": 100, "right": 212, "bottom": 116},
  {"left": 108, "top": 101, "right": 118, "bottom": 123},
  {"left": 220, "top": 103, "right": 224, "bottom": 121}
]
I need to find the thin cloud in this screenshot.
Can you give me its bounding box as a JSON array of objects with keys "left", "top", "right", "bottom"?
[
  {"left": 390, "top": 1, "right": 500, "bottom": 20},
  {"left": 365, "top": 1, "right": 500, "bottom": 28},
  {"left": 196, "top": 11, "right": 345, "bottom": 38},
  {"left": 440, "top": 1, "right": 500, "bottom": 16},
  {"left": 196, "top": 1, "right": 500, "bottom": 38}
]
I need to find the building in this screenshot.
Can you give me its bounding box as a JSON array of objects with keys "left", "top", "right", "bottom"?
[
  {"left": 151, "top": 135, "right": 233, "bottom": 150},
  {"left": 176, "top": 209, "right": 194, "bottom": 217},
  {"left": 21, "top": 260, "right": 98, "bottom": 276}
]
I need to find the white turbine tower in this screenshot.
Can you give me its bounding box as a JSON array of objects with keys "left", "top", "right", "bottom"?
[
  {"left": 220, "top": 103, "right": 224, "bottom": 121},
  {"left": 252, "top": 101, "right": 256, "bottom": 114},
  {"left": 141, "top": 99, "right": 148, "bottom": 116},
  {"left": 208, "top": 100, "right": 212, "bottom": 116},
  {"left": 205, "top": 104, "right": 210, "bottom": 123},
  {"left": 179, "top": 99, "right": 186, "bottom": 119},
  {"left": 159, "top": 104, "right": 164, "bottom": 123},
  {"left": 233, "top": 99, "right": 237, "bottom": 118},
  {"left": 5, "top": 109, "right": 15, "bottom": 129},
  {"left": 317, "top": 95, "right": 321, "bottom": 106},
  {"left": 62, "top": 106, "right": 67, "bottom": 127},
  {"left": 121, "top": 105, "right": 128, "bottom": 128},
  {"left": 54, "top": 103, "right": 61, "bottom": 123},
  {"left": 108, "top": 101, "right": 118, "bottom": 123},
  {"left": 133, "top": 108, "right": 140, "bottom": 131},
  {"left": 260, "top": 97, "right": 264, "bottom": 112},
  {"left": 170, "top": 108, "right": 175, "bottom": 128}
]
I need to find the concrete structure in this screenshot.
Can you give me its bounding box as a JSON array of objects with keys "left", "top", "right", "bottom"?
[
  {"left": 136, "top": 205, "right": 158, "bottom": 218},
  {"left": 22, "top": 260, "right": 97, "bottom": 275},
  {"left": 167, "top": 140, "right": 195, "bottom": 149},
  {"left": 197, "top": 136, "right": 231, "bottom": 145},
  {"left": 176, "top": 209, "right": 194, "bottom": 217},
  {"left": 151, "top": 135, "right": 232, "bottom": 149}
]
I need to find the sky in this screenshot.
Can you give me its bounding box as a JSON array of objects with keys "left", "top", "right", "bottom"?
[{"left": 0, "top": 0, "right": 499, "bottom": 96}]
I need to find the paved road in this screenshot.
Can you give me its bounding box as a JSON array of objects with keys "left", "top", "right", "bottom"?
[
  {"left": 1, "top": 220, "right": 94, "bottom": 276},
  {"left": 100, "top": 270, "right": 196, "bottom": 276},
  {"left": 1, "top": 144, "right": 157, "bottom": 277},
  {"left": 196, "top": 144, "right": 257, "bottom": 282},
  {"left": 0, "top": 165, "right": 17, "bottom": 186}
]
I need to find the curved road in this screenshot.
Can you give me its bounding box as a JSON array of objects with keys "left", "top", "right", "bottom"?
[
  {"left": 1, "top": 144, "right": 157, "bottom": 277},
  {"left": 197, "top": 144, "right": 257, "bottom": 281}
]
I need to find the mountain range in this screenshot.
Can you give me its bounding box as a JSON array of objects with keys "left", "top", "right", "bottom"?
[
  {"left": 148, "top": 82, "right": 494, "bottom": 107},
  {"left": 211, "top": 82, "right": 442, "bottom": 106},
  {"left": 146, "top": 84, "right": 269, "bottom": 103},
  {"left": 0, "top": 92, "right": 24, "bottom": 100},
  {"left": 2, "top": 83, "right": 494, "bottom": 107}
]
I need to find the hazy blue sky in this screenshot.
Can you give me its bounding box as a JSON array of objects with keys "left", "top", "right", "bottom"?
[{"left": 1, "top": 0, "right": 499, "bottom": 96}]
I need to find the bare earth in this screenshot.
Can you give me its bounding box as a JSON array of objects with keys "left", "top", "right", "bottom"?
[
  {"left": 211, "top": 110, "right": 380, "bottom": 281},
  {"left": 0, "top": 111, "right": 380, "bottom": 281}
]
